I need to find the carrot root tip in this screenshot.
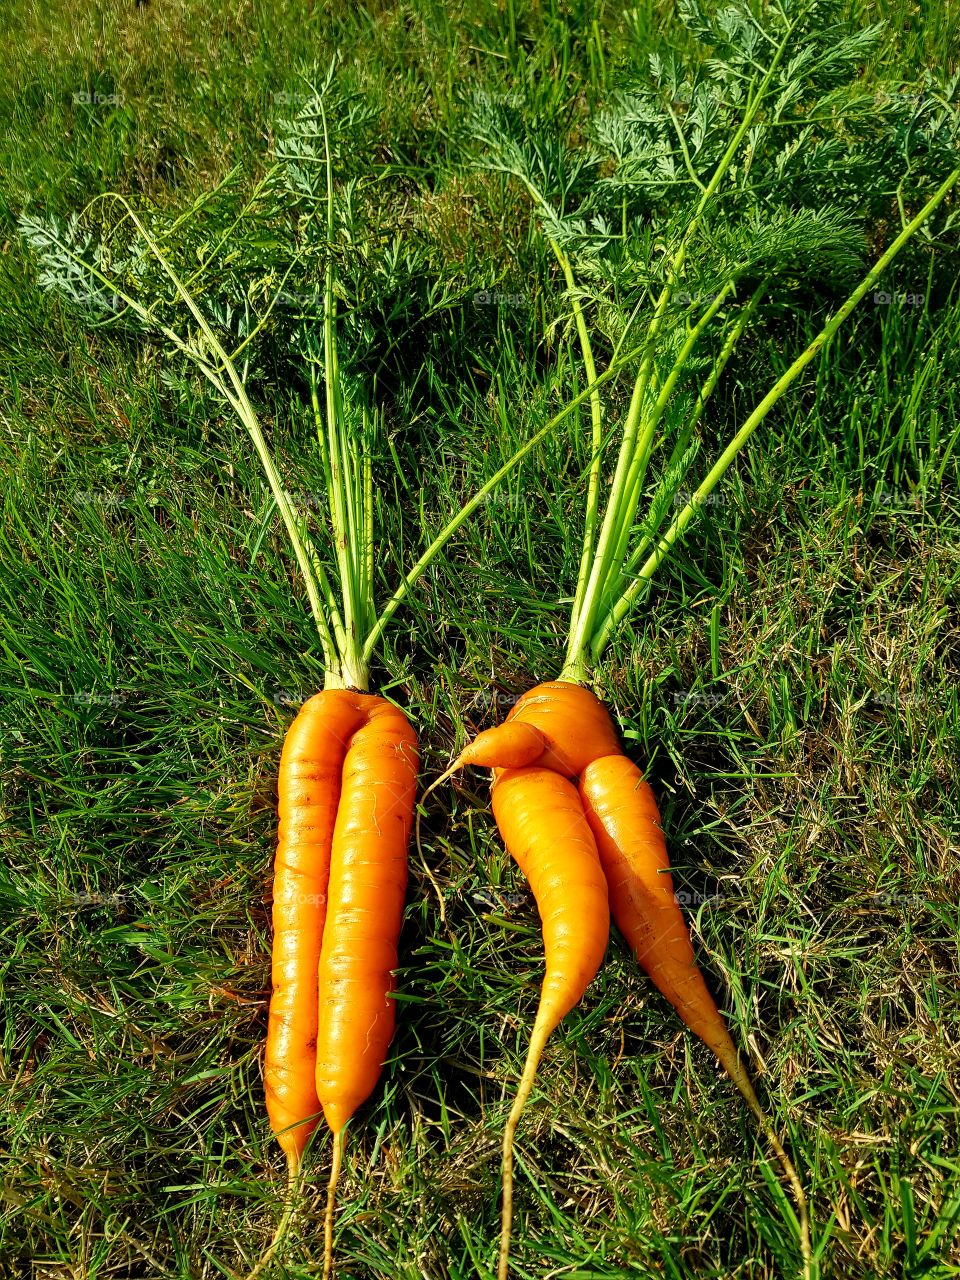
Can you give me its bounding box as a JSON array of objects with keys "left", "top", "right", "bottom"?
[
  {"left": 323, "top": 1129, "right": 346, "bottom": 1280},
  {"left": 239, "top": 1152, "right": 302, "bottom": 1280}
]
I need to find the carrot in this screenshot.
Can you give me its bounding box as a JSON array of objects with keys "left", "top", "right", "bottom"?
[
  {"left": 428, "top": 685, "right": 812, "bottom": 1277},
  {"left": 579, "top": 754, "right": 728, "bottom": 1061},
  {"left": 488, "top": 765, "right": 609, "bottom": 1280},
  {"left": 255, "top": 691, "right": 417, "bottom": 1280},
  {"left": 315, "top": 698, "right": 418, "bottom": 1279},
  {"left": 264, "top": 691, "right": 369, "bottom": 1168},
  {"left": 242, "top": 112, "right": 614, "bottom": 1269},
  {"left": 248, "top": 692, "right": 366, "bottom": 1279},
  {"left": 464, "top": 680, "right": 620, "bottom": 777},
  {"left": 579, "top": 752, "right": 811, "bottom": 1271}
]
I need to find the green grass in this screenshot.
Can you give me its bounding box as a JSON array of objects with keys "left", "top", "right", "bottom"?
[{"left": 2, "top": 2, "right": 960, "bottom": 1279}]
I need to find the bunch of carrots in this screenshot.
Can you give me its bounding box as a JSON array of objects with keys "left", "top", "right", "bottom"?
[
  {"left": 243, "top": 106, "right": 652, "bottom": 1279},
  {"left": 257, "top": 166, "right": 959, "bottom": 1280},
  {"left": 252, "top": 59, "right": 958, "bottom": 1280},
  {"left": 22, "top": 37, "right": 959, "bottom": 1280}
]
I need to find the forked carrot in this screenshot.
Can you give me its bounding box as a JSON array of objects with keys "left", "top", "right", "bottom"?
[
  {"left": 422, "top": 678, "right": 811, "bottom": 1278},
  {"left": 253, "top": 691, "right": 417, "bottom": 1280}
]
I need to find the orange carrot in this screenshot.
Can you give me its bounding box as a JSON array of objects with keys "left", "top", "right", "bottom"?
[
  {"left": 315, "top": 699, "right": 418, "bottom": 1279},
  {"left": 429, "top": 680, "right": 810, "bottom": 1276},
  {"left": 489, "top": 765, "right": 609, "bottom": 1280},
  {"left": 255, "top": 691, "right": 417, "bottom": 1280},
  {"left": 265, "top": 692, "right": 369, "bottom": 1169},
  {"left": 464, "top": 680, "right": 620, "bottom": 778},
  {"left": 579, "top": 752, "right": 811, "bottom": 1272}
]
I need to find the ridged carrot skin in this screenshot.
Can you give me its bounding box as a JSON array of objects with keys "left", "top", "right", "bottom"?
[
  {"left": 315, "top": 701, "right": 418, "bottom": 1135},
  {"left": 491, "top": 766, "right": 610, "bottom": 1029},
  {"left": 489, "top": 764, "right": 609, "bottom": 1280},
  {"left": 265, "top": 691, "right": 369, "bottom": 1163},
  {"left": 579, "top": 752, "right": 744, "bottom": 1075},
  {"left": 264, "top": 691, "right": 417, "bottom": 1163}
]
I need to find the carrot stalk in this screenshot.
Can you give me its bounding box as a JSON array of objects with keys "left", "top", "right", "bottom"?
[{"left": 265, "top": 692, "right": 365, "bottom": 1164}]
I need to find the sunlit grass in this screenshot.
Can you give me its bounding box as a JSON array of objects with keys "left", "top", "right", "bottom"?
[{"left": 2, "top": 2, "right": 959, "bottom": 1278}]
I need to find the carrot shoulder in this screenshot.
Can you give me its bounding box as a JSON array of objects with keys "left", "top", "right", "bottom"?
[{"left": 465, "top": 680, "right": 620, "bottom": 778}]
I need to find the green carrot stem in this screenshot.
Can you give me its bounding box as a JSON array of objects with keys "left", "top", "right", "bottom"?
[
  {"left": 602, "top": 280, "right": 737, "bottom": 591},
  {"left": 360, "top": 334, "right": 655, "bottom": 663},
  {"left": 316, "top": 99, "right": 370, "bottom": 689},
  {"left": 495, "top": 170, "right": 607, "bottom": 641},
  {"left": 591, "top": 163, "right": 960, "bottom": 656},
  {"left": 594, "top": 280, "right": 767, "bottom": 633},
  {"left": 563, "top": 18, "right": 799, "bottom": 677},
  {"left": 549, "top": 239, "right": 604, "bottom": 640},
  {"left": 55, "top": 194, "right": 339, "bottom": 666}
]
